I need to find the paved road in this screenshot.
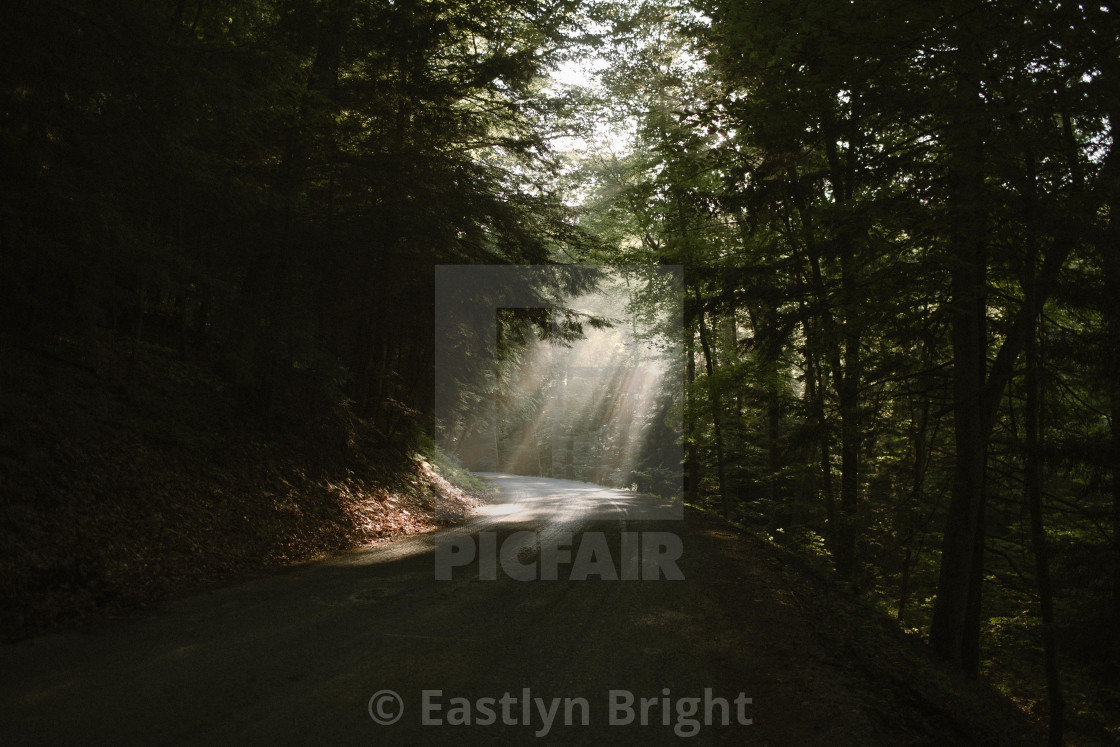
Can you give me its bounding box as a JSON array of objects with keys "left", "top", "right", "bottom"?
[{"left": 3, "top": 475, "right": 796, "bottom": 745}]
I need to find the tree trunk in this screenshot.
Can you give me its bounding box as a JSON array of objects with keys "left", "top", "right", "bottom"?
[
  {"left": 797, "top": 294, "right": 837, "bottom": 556},
  {"left": 822, "top": 110, "right": 863, "bottom": 582},
  {"left": 929, "top": 26, "right": 990, "bottom": 673},
  {"left": 1024, "top": 232, "right": 1064, "bottom": 746},
  {"left": 805, "top": 244, "right": 859, "bottom": 579},
  {"left": 898, "top": 547, "right": 912, "bottom": 626},
  {"left": 1096, "top": 56, "right": 1120, "bottom": 627},
  {"left": 901, "top": 364, "right": 934, "bottom": 626},
  {"left": 767, "top": 373, "right": 781, "bottom": 505},
  {"left": 685, "top": 331, "right": 700, "bottom": 505},
  {"left": 695, "top": 296, "right": 730, "bottom": 518},
  {"left": 1108, "top": 205, "right": 1120, "bottom": 630},
  {"left": 836, "top": 349, "right": 860, "bottom": 580}
]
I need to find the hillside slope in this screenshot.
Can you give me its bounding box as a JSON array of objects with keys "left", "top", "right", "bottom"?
[{"left": 0, "top": 336, "right": 480, "bottom": 641}]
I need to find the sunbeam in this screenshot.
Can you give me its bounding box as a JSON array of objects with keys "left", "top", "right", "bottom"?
[{"left": 492, "top": 272, "right": 676, "bottom": 494}]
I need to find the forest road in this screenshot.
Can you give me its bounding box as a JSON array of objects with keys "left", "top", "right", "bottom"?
[{"left": 1, "top": 474, "right": 923, "bottom": 746}]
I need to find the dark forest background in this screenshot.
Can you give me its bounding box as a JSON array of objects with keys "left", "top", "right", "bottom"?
[{"left": 2, "top": 0, "right": 1119, "bottom": 741}]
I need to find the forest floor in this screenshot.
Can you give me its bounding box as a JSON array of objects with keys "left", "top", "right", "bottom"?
[
  {"left": 677, "top": 505, "right": 1048, "bottom": 745},
  {"left": 0, "top": 335, "right": 483, "bottom": 642}
]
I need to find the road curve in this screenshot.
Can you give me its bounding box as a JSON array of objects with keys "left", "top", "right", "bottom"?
[
  {"left": 4, "top": 477, "right": 918, "bottom": 743},
  {"left": 0, "top": 475, "right": 860, "bottom": 745}
]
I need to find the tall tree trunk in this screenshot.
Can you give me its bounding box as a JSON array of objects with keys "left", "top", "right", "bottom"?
[
  {"left": 901, "top": 365, "right": 934, "bottom": 626},
  {"left": 695, "top": 296, "right": 730, "bottom": 518},
  {"left": 836, "top": 336, "right": 861, "bottom": 581},
  {"left": 1024, "top": 224, "right": 1065, "bottom": 747},
  {"left": 793, "top": 165, "right": 860, "bottom": 577},
  {"left": 685, "top": 331, "right": 700, "bottom": 505},
  {"left": 805, "top": 244, "right": 859, "bottom": 578},
  {"left": 746, "top": 300, "right": 784, "bottom": 511},
  {"left": 1108, "top": 213, "right": 1120, "bottom": 629},
  {"left": 930, "top": 50, "right": 1081, "bottom": 675},
  {"left": 930, "top": 25, "right": 990, "bottom": 673},
  {"left": 1097, "top": 56, "right": 1120, "bottom": 627},
  {"left": 822, "top": 109, "right": 863, "bottom": 582},
  {"left": 767, "top": 371, "right": 781, "bottom": 505},
  {"left": 898, "top": 548, "right": 912, "bottom": 626},
  {"left": 236, "top": 4, "right": 349, "bottom": 396},
  {"left": 797, "top": 289, "right": 837, "bottom": 560}
]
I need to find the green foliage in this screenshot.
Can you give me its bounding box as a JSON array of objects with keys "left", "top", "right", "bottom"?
[
  {"left": 416, "top": 435, "right": 487, "bottom": 494},
  {"left": 3, "top": 0, "right": 1120, "bottom": 736},
  {"left": 564, "top": 0, "right": 1120, "bottom": 737},
  {"left": 0, "top": 0, "right": 601, "bottom": 440}
]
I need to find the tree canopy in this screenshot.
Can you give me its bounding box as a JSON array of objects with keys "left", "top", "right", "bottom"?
[{"left": 2, "top": 0, "right": 1119, "bottom": 740}]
